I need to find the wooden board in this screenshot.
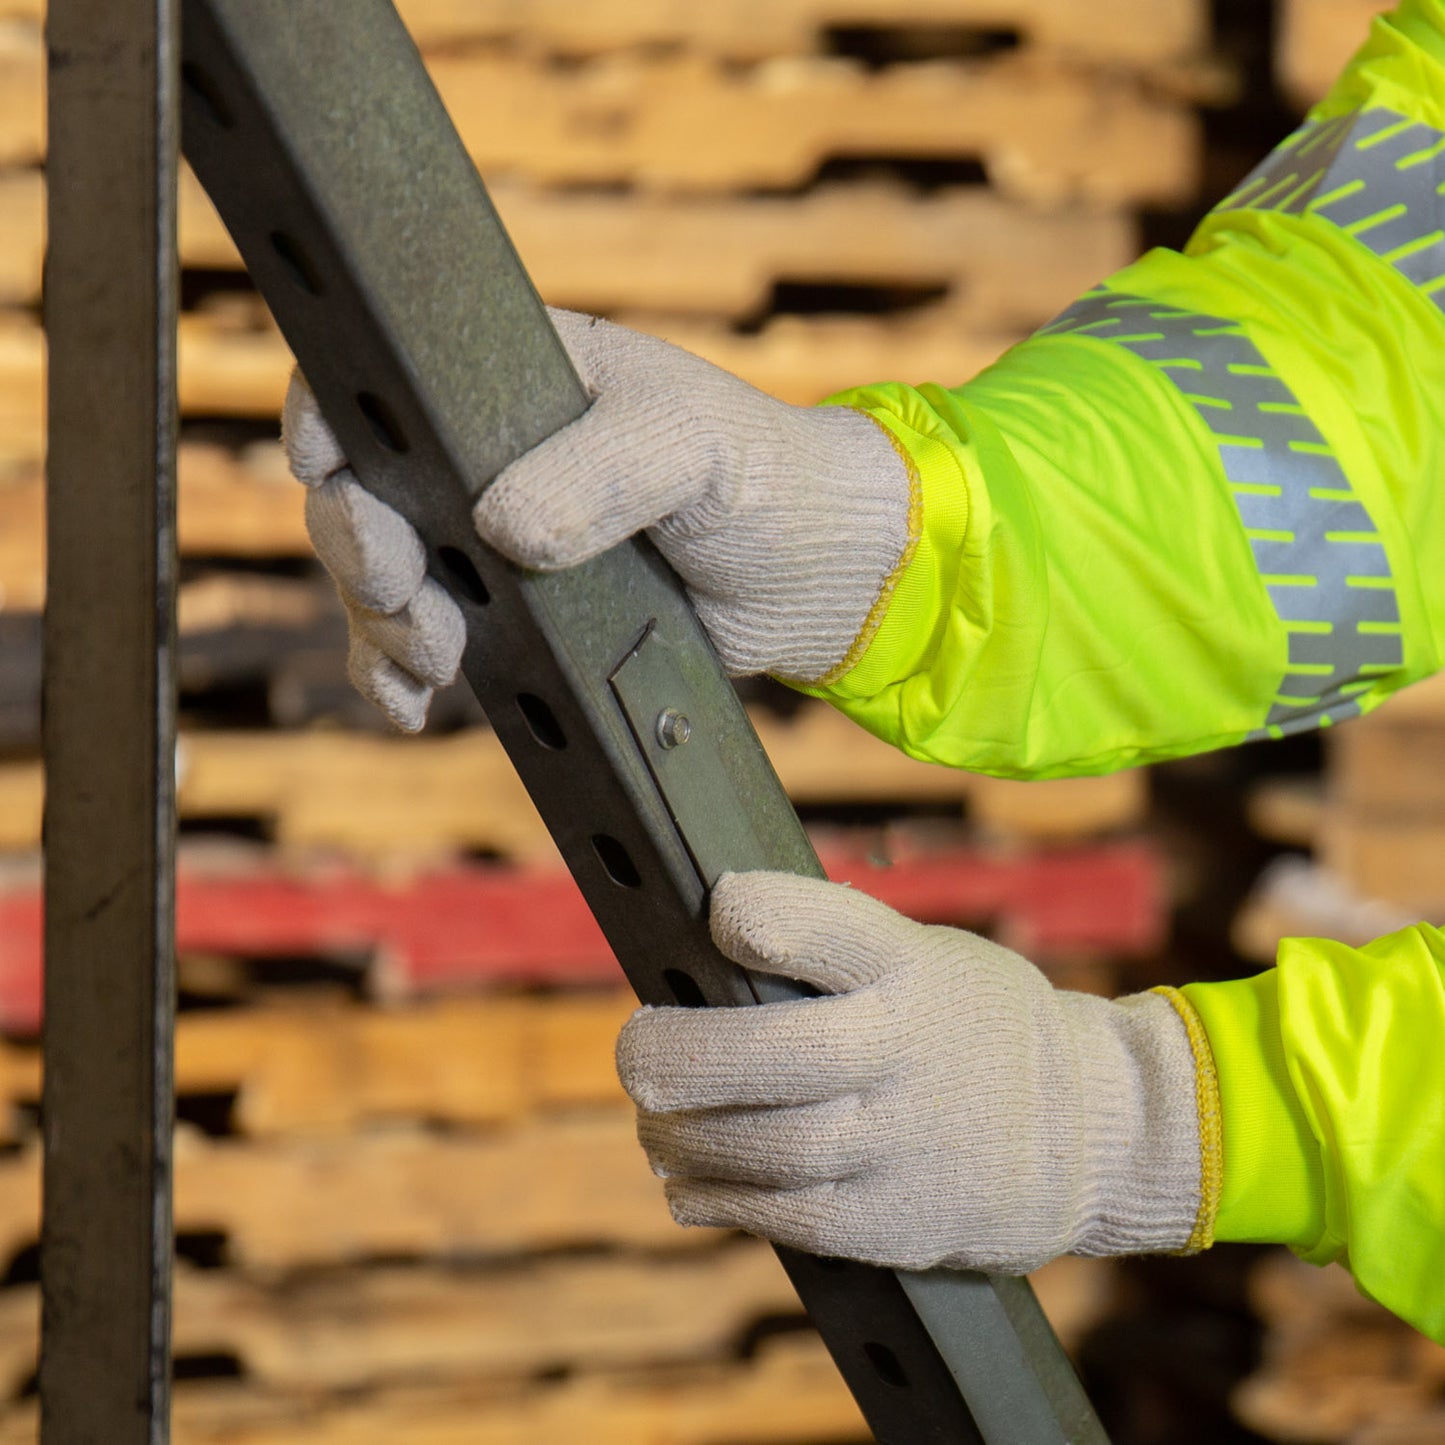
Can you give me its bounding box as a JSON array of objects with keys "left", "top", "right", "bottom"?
[
  {"left": 427, "top": 51, "right": 1198, "bottom": 204},
  {"left": 0, "top": 1254, "right": 1113, "bottom": 1437},
  {"left": 1235, "top": 1251, "right": 1445, "bottom": 1445},
  {"left": 0, "top": 0, "right": 1207, "bottom": 65},
  {"left": 0, "top": 22, "right": 41, "bottom": 169},
  {"left": 1231, "top": 858, "right": 1421, "bottom": 966},
  {"left": 0, "top": 1332, "right": 871, "bottom": 1445},
  {"left": 0, "top": 704, "right": 1147, "bottom": 860},
  {"left": 1320, "top": 813, "right": 1445, "bottom": 912},
  {"left": 0, "top": 990, "right": 635, "bottom": 1143},
  {"left": 1245, "top": 776, "right": 1324, "bottom": 849},
  {"left": 0, "top": 1111, "right": 699, "bottom": 1269},
  {"left": 0, "top": 1243, "right": 804, "bottom": 1393},
  {"left": 0, "top": 442, "right": 307, "bottom": 608},
  {"left": 0, "top": 833, "right": 1161, "bottom": 1031},
  {"left": 4, "top": 166, "right": 1135, "bottom": 326},
  {"left": 1277, "top": 0, "right": 1387, "bottom": 107},
  {"left": 0, "top": 301, "right": 1030, "bottom": 468},
  {"left": 388, "top": 0, "right": 1207, "bottom": 67},
  {"left": 1330, "top": 720, "right": 1445, "bottom": 816},
  {"left": 0, "top": 29, "right": 1196, "bottom": 201}
]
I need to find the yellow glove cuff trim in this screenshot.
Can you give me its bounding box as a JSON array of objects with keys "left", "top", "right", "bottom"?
[{"left": 1151, "top": 985, "right": 1222, "bottom": 1254}]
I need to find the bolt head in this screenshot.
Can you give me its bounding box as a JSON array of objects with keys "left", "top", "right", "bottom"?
[{"left": 656, "top": 709, "right": 692, "bottom": 748}]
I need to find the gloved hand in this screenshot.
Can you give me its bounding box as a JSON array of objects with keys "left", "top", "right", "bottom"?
[
  {"left": 282, "top": 308, "right": 914, "bottom": 730},
  {"left": 617, "top": 871, "right": 1207, "bottom": 1273}
]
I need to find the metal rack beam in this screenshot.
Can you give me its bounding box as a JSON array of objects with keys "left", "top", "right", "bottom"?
[{"left": 41, "top": 0, "right": 179, "bottom": 1440}]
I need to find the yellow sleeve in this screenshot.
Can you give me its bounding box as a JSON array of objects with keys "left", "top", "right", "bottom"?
[{"left": 1182, "top": 925, "right": 1445, "bottom": 1344}]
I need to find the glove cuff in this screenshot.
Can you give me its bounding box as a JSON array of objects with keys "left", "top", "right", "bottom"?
[
  {"left": 700, "top": 401, "right": 916, "bottom": 683},
  {"left": 1063, "top": 988, "right": 1209, "bottom": 1258}
]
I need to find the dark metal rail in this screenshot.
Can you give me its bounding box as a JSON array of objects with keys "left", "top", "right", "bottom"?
[{"left": 41, "top": 0, "right": 179, "bottom": 1440}]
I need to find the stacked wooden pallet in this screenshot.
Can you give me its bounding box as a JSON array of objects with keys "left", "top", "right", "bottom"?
[
  {"left": 0, "top": 0, "right": 1215, "bottom": 1438},
  {"left": 1277, "top": 0, "right": 1389, "bottom": 109},
  {"left": 1235, "top": 673, "right": 1445, "bottom": 964},
  {"left": 1234, "top": 1252, "right": 1445, "bottom": 1445},
  {"left": 0, "top": 0, "right": 1211, "bottom": 473}
]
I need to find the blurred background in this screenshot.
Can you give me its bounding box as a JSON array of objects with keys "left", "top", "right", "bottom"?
[{"left": 3, "top": 0, "right": 1443, "bottom": 1440}]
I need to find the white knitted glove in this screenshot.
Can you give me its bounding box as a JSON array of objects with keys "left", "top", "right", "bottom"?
[
  {"left": 617, "top": 871, "right": 1206, "bottom": 1274},
  {"left": 282, "top": 309, "right": 913, "bottom": 731}
]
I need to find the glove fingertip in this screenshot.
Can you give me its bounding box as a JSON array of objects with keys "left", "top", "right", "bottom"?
[
  {"left": 282, "top": 370, "right": 347, "bottom": 486},
  {"left": 347, "top": 636, "right": 432, "bottom": 733},
  {"left": 472, "top": 482, "right": 607, "bottom": 572},
  {"left": 662, "top": 1180, "right": 723, "bottom": 1232}
]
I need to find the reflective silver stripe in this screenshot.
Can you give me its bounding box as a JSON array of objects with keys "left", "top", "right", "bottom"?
[
  {"left": 1040, "top": 290, "right": 1402, "bottom": 739},
  {"left": 1215, "top": 105, "right": 1445, "bottom": 307}
]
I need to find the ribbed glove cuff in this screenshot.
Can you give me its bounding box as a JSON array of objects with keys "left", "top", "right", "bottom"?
[{"left": 1064, "top": 989, "right": 1207, "bottom": 1258}]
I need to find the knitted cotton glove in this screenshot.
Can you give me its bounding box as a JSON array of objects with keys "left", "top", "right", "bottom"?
[
  {"left": 617, "top": 871, "right": 1208, "bottom": 1273},
  {"left": 282, "top": 309, "right": 913, "bottom": 731}
]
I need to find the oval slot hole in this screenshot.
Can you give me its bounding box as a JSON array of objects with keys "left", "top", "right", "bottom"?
[
  {"left": 181, "top": 63, "right": 235, "bottom": 129},
  {"left": 591, "top": 834, "right": 641, "bottom": 889},
  {"left": 438, "top": 546, "right": 490, "bottom": 606},
  {"left": 269, "top": 231, "right": 323, "bottom": 297},
  {"left": 356, "top": 392, "right": 408, "bottom": 453},
  {"left": 663, "top": 969, "right": 706, "bottom": 1008},
  {"left": 516, "top": 693, "right": 565, "bottom": 750},
  {"left": 864, "top": 1341, "right": 909, "bottom": 1390}
]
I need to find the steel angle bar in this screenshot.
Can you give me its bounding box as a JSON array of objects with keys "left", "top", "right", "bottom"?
[
  {"left": 41, "top": 0, "right": 180, "bottom": 1440},
  {"left": 179, "top": 3, "right": 1108, "bottom": 1440}
]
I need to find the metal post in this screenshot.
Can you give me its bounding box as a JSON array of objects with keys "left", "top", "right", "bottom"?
[
  {"left": 41, "top": 0, "right": 179, "bottom": 1438},
  {"left": 179, "top": 4, "right": 1107, "bottom": 1440}
]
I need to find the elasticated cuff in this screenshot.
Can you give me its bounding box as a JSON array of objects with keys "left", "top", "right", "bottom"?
[{"left": 1180, "top": 969, "right": 1328, "bottom": 1249}]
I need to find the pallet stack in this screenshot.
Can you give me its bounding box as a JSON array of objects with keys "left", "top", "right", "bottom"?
[
  {"left": 0, "top": 1, "right": 1209, "bottom": 1439},
  {"left": 1235, "top": 672, "right": 1445, "bottom": 964},
  {"left": 1234, "top": 1253, "right": 1445, "bottom": 1445},
  {"left": 1277, "top": 0, "right": 1390, "bottom": 109}
]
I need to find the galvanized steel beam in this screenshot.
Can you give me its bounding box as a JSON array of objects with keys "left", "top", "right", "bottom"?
[
  {"left": 41, "top": 0, "right": 179, "bottom": 1439},
  {"left": 179, "top": 3, "right": 1109, "bottom": 1440}
]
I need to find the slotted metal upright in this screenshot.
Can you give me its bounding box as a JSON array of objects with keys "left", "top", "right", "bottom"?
[{"left": 39, "top": 2, "right": 1112, "bottom": 1439}]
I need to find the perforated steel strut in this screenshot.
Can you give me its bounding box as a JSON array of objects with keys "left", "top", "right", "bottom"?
[{"left": 172, "top": 3, "right": 1111, "bottom": 1440}]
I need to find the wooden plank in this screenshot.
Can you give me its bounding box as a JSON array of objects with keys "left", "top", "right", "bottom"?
[
  {"left": 428, "top": 51, "right": 1198, "bottom": 204},
  {"left": 1235, "top": 1252, "right": 1445, "bottom": 1445},
  {"left": 0, "top": 990, "right": 635, "bottom": 1144},
  {"left": 0, "top": 170, "right": 41, "bottom": 305},
  {"left": 0, "top": 1243, "right": 803, "bottom": 1392},
  {"left": 1231, "top": 858, "right": 1421, "bottom": 966},
  {"left": 0, "top": 300, "right": 1031, "bottom": 468},
  {"left": 390, "top": 0, "right": 1207, "bottom": 67},
  {"left": 1320, "top": 813, "right": 1445, "bottom": 912},
  {"left": 1331, "top": 721, "right": 1445, "bottom": 815},
  {"left": 0, "top": 21, "right": 41, "bottom": 168},
  {"left": 4, "top": 167, "right": 1135, "bottom": 326},
  {"left": 0, "top": 1333, "right": 870, "bottom": 1445},
  {"left": 0, "top": 29, "right": 1197, "bottom": 200},
  {"left": 0, "top": 442, "right": 307, "bottom": 609},
  {"left": 0, "top": 0, "right": 1208, "bottom": 66},
  {"left": 0, "top": 1260, "right": 1115, "bottom": 1439},
  {"left": 0, "top": 1113, "right": 698, "bottom": 1270},
  {"left": 1245, "top": 776, "right": 1324, "bottom": 848},
  {"left": 0, "top": 703, "right": 1147, "bottom": 859},
  {"left": 0, "top": 835, "right": 1163, "bottom": 1031},
  {"left": 0, "top": 314, "right": 40, "bottom": 475},
  {"left": 1277, "top": 0, "right": 1386, "bottom": 108}
]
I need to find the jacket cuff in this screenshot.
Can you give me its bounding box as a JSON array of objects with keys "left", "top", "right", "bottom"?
[{"left": 1179, "top": 969, "right": 1328, "bottom": 1249}]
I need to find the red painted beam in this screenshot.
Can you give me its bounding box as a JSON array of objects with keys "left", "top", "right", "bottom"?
[{"left": 0, "top": 840, "right": 1165, "bottom": 1036}]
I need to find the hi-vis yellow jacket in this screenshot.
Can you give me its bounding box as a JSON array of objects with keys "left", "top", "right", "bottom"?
[{"left": 808, "top": 1, "right": 1445, "bottom": 1341}]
